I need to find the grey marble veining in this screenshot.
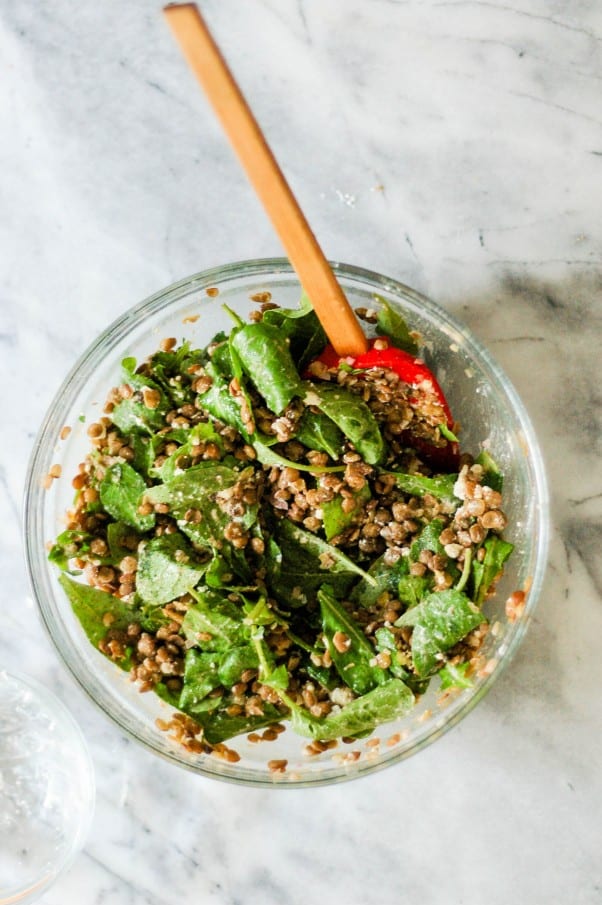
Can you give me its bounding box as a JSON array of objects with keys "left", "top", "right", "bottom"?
[{"left": 1, "top": 0, "right": 601, "bottom": 903}]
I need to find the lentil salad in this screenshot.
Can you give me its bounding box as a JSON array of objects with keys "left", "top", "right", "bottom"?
[{"left": 49, "top": 294, "right": 514, "bottom": 756}]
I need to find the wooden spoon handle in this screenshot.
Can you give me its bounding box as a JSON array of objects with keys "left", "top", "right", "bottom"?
[{"left": 163, "top": 3, "right": 368, "bottom": 356}]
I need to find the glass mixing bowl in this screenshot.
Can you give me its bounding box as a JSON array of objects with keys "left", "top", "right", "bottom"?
[{"left": 24, "top": 259, "right": 549, "bottom": 787}]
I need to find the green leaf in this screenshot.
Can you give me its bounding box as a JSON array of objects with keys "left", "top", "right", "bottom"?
[
  {"left": 262, "top": 295, "right": 328, "bottom": 372},
  {"left": 294, "top": 409, "right": 344, "bottom": 460},
  {"left": 110, "top": 358, "right": 169, "bottom": 435},
  {"left": 475, "top": 450, "right": 504, "bottom": 492},
  {"left": 303, "top": 383, "right": 385, "bottom": 465},
  {"left": 181, "top": 589, "right": 251, "bottom": 651},
  {"left": 269, "top": 520, "right": 375, "bottom": 606},
  {"left": 285, "top": 679, "right": 414, "bottom": 741},
  {"left": 375, "top": 297, "right": 419, "bottom": 355},
  {"left": 58, "top": 574, "right": 136, "bottom": 670},
  {"left": 199, "top": 702, "right": 283, "bottom": 745},
  {"left": 385, "top": 471, "right": 459, "bottom": 502},
  {"left": 99, "top": 462, "right": 155, "bottom": 532},
  {"left": 321, "top": 484, "right": 371, "bottom": 541},
  {"left": 252, "top": 439, "right": 344, "bottom": 474},
  {"left": 106, "top": 521, "right": 139, "bottom": 566},
  {"left": 319, "top": 588, "right": 386, "bottom": 695},
  {"left": 410, "top": 518, "right": 446, "bottom": 561},
  {"left": 439, "top": 661, "right": 473, "bottom": 690},
  {"left": 179, "top": 649, "right": 222, "bottom": 712},
  {"left": 471, "top": 536, "right": 514, "bottom": 605},
  {"left": 350, "top": 552, "right": 407, "bottom": 608},
  {"left": 48, "top": 529, "right": 90, "bottom": 572},
  {"left": 153, "top": 422, "right": 224, "bottom": 483},
  {"left": 145, "top": 463, "right": 257, "bottom": 551},
  {"left": 374, "top": 626, "right": 410, "bottom": 680},
  {"left": 136, "top": 534, "right": 206, "bottom": 606},
  {"left": 231, "top": 323, "right": 302, "bottom": 414},
  {"left": 396, "top": 588, "right": 485, "bottom": 676}
]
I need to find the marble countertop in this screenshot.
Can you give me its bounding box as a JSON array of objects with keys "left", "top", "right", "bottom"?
[{"left": 1, "top": 1, "right": 601, "bottom": 902}]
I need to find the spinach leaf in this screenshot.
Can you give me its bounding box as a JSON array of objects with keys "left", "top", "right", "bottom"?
[
  {"left": 252, "top": 440, "right": 344, "bottom": 474},
  {"left": 197, "top": 367, "right": 251, "bottom": 440},
  {"left": 199, "top": 702, "right": 283, "bottom": 745},
  {"left": 475, "top": 450, "right": 504, "bottom": 492},
  {"left": 322, "top": 484, "right": 371, "bottom": 541},
  {"left": 58, "top": 574, "right": 135, "bottom": 669},
  {"left": 181, "top": 589, "right": 251, "bottom": 650},
  {"left": 350, "top": 552, "right": 407, "bottom": 608},
  {"left": 396, "top": 588, "right": 485, "bottom": 676},
  {"left": 130, "top": 434, "right": 159, "bottom": 479},
  {"left": 295, "top": 409, "right": 344, "bottom": 460},
  {"left": 267, "top": 520, "right": 375, "bottom": 606},
  {"left": 99, "top": 462, "right": 154, "bottom": 532},
  {"left": 384, "top": 471, "right": 459, "bottom": 502},
  {"left": 319, "top": 588, "right": 386, "bottom": 694},
  {"left": 48, "top": 529, "right": 90, "bottom": 572},
  {"left": 410, "top": 518, "right": 446, "bottom": 560},
  {"left": 136, "top": 534, "right": 206, "bottom": 606},
  {"left": 374, "top": 627, "right": 411, "bottom": 680},
  {"left": 471, "top": 536, "right": 514, "bottom": 605},
  {"left": 285, "top": 679, "right": 414, "bottom": 741},
  {"left": 145, "top": 463, "right": 257, "bottom": 550},
  {"left": 179, "top": 649, "right": 222, "bottom": 712},
  {"left": 153, "top": 422, "right": 224, "bottom": 483},
  {"left": 303, "top": 383, "right": 385, "bottom": 465},
  {"left": 375, "top": 297, "right": 419, "bottom": 355},
  {"left": 110, "top": 358, "right": 169, "bottom": 435},
  {"left": 262, "top": 294, "right": 328, "bottom": 372},
  {"left": 106, "top": 521, "right": 139, "bottom": 566},
  {"left": 231, "top": 323, "right": 302, "bottom": 414},
  {"left": 439, "top": 661, "right": 473, "bottom": 690}
]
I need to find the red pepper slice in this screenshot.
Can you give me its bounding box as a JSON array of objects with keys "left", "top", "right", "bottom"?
[{"left": 309, "top": 337, "right": 459, "bottom": 468}]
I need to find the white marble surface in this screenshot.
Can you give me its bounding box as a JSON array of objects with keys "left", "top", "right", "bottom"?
[{"left": 1, "top": 0, "right": 601, "bottom": 902}]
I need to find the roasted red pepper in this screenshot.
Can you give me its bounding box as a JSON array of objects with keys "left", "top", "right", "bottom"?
[{"left": 309, "top": 338, "right": 459, "bottom": 469}]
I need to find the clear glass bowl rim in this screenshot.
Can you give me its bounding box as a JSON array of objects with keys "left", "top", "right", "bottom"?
[{"left": 23, "top": 258, "right": 550, "bottom": 788}]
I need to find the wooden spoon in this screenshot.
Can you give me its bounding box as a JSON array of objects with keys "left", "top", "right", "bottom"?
[{"left": 163, "top": 2, "right": 368, "bottom": 356}]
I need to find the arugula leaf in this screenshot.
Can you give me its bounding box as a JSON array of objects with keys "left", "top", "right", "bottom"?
[
  {"left": 99, "top": 462, "right": 155, "bottom": 532},
  {"left": 231, "top": 323, "right": 302, "bottom": 414},
  {"left": 385, "top": 471, "right": 459, "bottom": 502},
  {"left": 284, "top": 679, "right": 414, "bottom": 741},
  {"left": 319, "top": 587, "right": 386, "bottom": 695},
  {"left": 439, "top": 661, "right": 473, "bottom": 690},
  {"left": 396, "top": 588, "right": 485, "bottom": 676},
  {"left": 471, "top": 535, "right": 514, "bottom": 605},
  {"left": 303, "top": 383, "right": 385, "bottom": 465},
  {"left": 136, "top": 534, "right": 206, "bottom": 606},
  {"left": 295, "top": 409, "right": 344, "bottom": 460},
  {"left": 375, "top": 297, "right": 419, "bottom": 355},
  {"left": 321, "top": 484, "right": 371, "bottom": 541}
]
